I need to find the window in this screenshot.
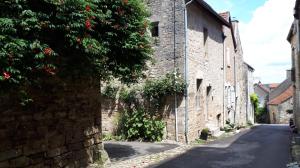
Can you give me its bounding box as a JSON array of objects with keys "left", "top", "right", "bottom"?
[
  {"left": 151, "top": 22, "right": 159, "bottom": 37},
  {"left": 203, "top": 27, "right": 208, "bottom": 45},
  {"left": 196, "top": 79, "right": 203, "bottom": 110}
]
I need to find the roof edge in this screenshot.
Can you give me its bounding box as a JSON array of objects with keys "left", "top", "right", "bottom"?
[{"left": 195, "top": 0, "right": 230, "bottom": 27}]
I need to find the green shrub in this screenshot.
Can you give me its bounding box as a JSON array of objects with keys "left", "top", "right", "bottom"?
[
  {"left": 120, "top": 108, "right": 165, "bottom": 142},
  {"left": 102, "top": 84, "right": 118, "bottom": 99},
  {"left": 255, "top": 106, "right": 267, "bottom": 123},
  {"left": 119, "top": 87, "right": 138, "bottom": 105},
  {"left": 200, "top": 128, "right": 210, "bottom": 140},
  {"left": 143, "top": 72, "right": 185, "bottom": 115}
]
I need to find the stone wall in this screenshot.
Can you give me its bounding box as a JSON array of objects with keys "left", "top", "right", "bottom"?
[
  {"left": 223, "top": 19, "right": 236, "bottom": 124},
  {"left": 102, "top": 0, "right": 247, "bottom": 142},
  {"left": 146, "top": 0, "right": 186, "bottom": 142},
  {"left": 232, "top": 21, "right": 248, "bottom": 126},
  {"left": 269, "top": 98, "right": 293, "bottom": 124},
  {"left": 289, "top": 20, "right": 300, "bottom": 130},
  {"left": 0, "top": 78, "right": 107, "bottom": 168},
  {"left": 187, "top": 2, "right": 225, "bottom": 138}
]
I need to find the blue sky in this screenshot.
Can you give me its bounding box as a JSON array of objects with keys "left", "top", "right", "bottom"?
[
  {"left": 205, "top": 0, "right": 266, "bottom": 23},
  {"left": 205, "top": 0, "right": 295, "bottom": 84}
]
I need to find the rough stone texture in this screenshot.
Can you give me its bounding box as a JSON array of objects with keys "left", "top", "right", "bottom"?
[
  {"left": 0, "top": 78, "right": 108, "bottom": 167},
  {"left": 186, "top": 3, "right": 225, "bottom": 139},
  {"left": 222, "top": 16, "right": 248, "bottom": 127},
  {"left": 288, "top": 18, "right": 300, "bottom": 130},
  {"left": 102, "top": 1, "right": 251, "bottom": 143},
  {"left": 223, "top": 20, "right": 236, "bottom": 125},
  {"left": 269, "top": 98, "right": 294, "bottom": 124},
  {"left": 243, "top": 63, "right": 255, "bottom": 124}
]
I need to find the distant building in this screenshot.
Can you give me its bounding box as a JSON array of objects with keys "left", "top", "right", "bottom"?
[
  {"left": 254, "top": 82, "right": 270, "bottom": 107},
  {"left": 254, "top": 82, "right": 279, "bottom": 108},
  {"left": 268, "top": 71, "right": 294, "bottom": 124}
]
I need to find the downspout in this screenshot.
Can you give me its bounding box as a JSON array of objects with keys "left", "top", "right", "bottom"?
[
  {"left": 222, "top": 31, "right": 226, "bottom": 127},
  {"left": 234, "top": 55, "right": 237, "bottom": 124},
  {"left": 173, "top": 0, "right": 178, "bottom": 142},
  {"left": 184, "top": 0, "right": 194, "bottom": 144}
]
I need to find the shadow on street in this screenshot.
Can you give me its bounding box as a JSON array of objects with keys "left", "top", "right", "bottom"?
[{"left": 149, "top": 125, "right": 291, "bottom": 168}]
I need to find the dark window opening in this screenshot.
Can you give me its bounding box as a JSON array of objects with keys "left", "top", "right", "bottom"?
[
  {"left": 206, "top": 86, "right": 212, "bottom": 96},
  {"left": 203, "top": 27, "right": 208, "bottom": 45},
  {"left": 196, "top": 79, "right": 203, "bottom": 109},
  {"left": 196, "top": 79, "right": 203, "bottom": 92},
  {"left": 151, "top": 22, "right": 159, "bottom": 37}
]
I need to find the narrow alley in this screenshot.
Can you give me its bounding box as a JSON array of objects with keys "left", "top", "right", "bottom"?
[{"left": 151, "top": 125, "right": 291, "bottom": 168}]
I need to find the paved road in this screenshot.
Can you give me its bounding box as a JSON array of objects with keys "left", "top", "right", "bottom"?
[
  {"left": 104, "top": 141, "right": 179, "bottom": 162},
  {"left": 151, "top": 125, "right": 291, "bottom": 168}
]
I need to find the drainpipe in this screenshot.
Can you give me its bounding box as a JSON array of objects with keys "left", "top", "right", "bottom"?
[
  {"left": 234, "top": 56, "right": 237, "bottom": 124},
  {"left": 184, "top": 0, "right": 194, "bottom": 144},
  {"left": 173, "top": 0, "right": 178, "bottom": 142},
  {"left": 222, "top": 32, "right": 226, "bottom": 127}
]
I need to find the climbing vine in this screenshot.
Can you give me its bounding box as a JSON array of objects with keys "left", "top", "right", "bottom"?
[{"left": 0, "top": 0, "right": 152, "bottom": 102}]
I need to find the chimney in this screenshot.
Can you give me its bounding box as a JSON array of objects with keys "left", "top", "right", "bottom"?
[{"left": 287, "top": 70, "right": 292, "bottom": 79}]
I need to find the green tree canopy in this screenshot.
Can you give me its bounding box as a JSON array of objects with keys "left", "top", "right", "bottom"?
[{"left": 0, "top": 0, "right": 152, "bottom": 94}]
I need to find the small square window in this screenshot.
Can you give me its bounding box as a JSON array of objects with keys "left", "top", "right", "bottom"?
[{"left": 151, "top": 22, "right": 159, "bottom": 37}]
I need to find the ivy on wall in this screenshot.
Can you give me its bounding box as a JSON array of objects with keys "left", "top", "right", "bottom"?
[{"left": 101, "top": 72, "right": 185, "bottom": 141}]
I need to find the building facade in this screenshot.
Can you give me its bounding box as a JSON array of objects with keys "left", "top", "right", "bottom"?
[
  {"left": 254, "top": 82, "right": 270, "bottom": 108},
  {"left": 288, "top": 0, "right": 300, "bottom": 129},
  {"left": 102, "top": 0, "right": 252, "bottom": 143},
  {"left": 244, "top": 63, "right": 255, "bottom": 124}
]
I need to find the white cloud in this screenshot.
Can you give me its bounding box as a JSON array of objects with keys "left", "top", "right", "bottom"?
[{"left": 239, "top": 0, "right": 295, "bottom": 83}]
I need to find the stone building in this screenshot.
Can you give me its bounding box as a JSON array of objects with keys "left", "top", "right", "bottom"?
[
  {"left": 146, "top": 0, "right": 230, "bottom": 142},
  {"left": 219, "top": 12, "right": 248, "bottom": 126},
  {"left": 102, "top": 0, "right": 251, "bottom": 143},
  {"left": 268, "top": 71, "right": 294, "bottom": 124},
  {"left": 254, "top": 82, "right": 270, "bottom": 108},
  {"left": 288, "top": 0, "right": 300, "bottom": 130},
  {"left": 244, "top": 62, "right": 255, "bottom": 124}
]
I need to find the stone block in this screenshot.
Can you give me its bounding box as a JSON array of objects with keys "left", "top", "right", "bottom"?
[
  {"left": 84, "top": 138, "right": 94, "bottom": 147},
  {"left": 84, "top": 127, "right": 100, "bottom": 136},
  {"left": 47, "top": 147, "right": 67, "bottom": 158},
  {"left": 0, "top": 161, "right": 9, "bottom": 168},
  {"left": 48, "top": 134, "right": 65, "bottom": 149},
  {"left": 0, "top": 149, "right": 22, "bottom": 162},
  {"left": 92, "top": 148, "right": 110, "bottom": 166},
  {"left": 68, "top": 142, "right": 83, "bottom": 151},
  {"left": 9, "top": 156, "right": 30, "bottom": 167}
]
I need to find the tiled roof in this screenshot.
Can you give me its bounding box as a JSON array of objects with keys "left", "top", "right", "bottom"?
[
  {"left": 197, "top": 0, "right": 230, "bottom": 27},
  {"left": 257, "top": 83, "right": 270, "bottom": 93},
  {"left": 269, "top": 83, "right": 279, "bottom": 89},
  {"left": 268, "top": 86, "right": 294, "bottom": 105}
]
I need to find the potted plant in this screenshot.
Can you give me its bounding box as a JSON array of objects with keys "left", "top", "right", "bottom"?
[{"left": 200, "top": 128, "right": 210, "bottom": 140}]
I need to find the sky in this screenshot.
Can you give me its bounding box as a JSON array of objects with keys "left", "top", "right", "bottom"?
[{"left": 205, "top": 0, "right": 296, "bottom": 84}]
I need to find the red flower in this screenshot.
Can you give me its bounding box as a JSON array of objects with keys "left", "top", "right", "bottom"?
[
  {"left": 85, "top": 20, "right": 91, "bottom": 30},
  {"left": 86, "top": 5, "right": 91, "bottom": 12},
  {"left": 76, "top": 37, "right": 82, "bottom": 44},
  {"left": 44, "top": 66, "right": 56, "bottom": 75},
  {"left": 3, "top": 72, "right": 11, "bottom": 79},
  {"left": 44, "top": 47, "right": 53, "bottom": 56}
]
